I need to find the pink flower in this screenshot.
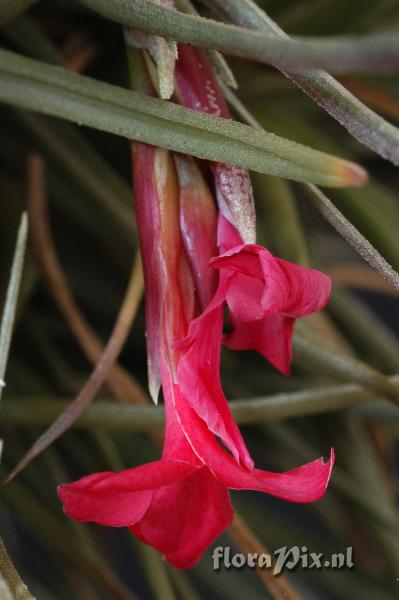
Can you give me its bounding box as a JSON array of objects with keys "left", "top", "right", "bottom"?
[
  {"left": 216, "top": 218, "right": 332, "bottom": 374},
  {"left": 59, "top": 364, "right": 333, "bottom": 569},
  {"left": 59, "top": 366, "right": 234, "bottom": 569},
  {"left": 176, "top": 215, "right": 331, "bottom": 466},
  {"left": 58, "top": 146, "right": 333, "bottom": 569},
  {"left": 58, "top": 34, "right": 334, "bottom": 570}
]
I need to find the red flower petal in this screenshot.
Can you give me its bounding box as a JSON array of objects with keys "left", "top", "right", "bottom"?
[
  {"left": 131, "top": 466, "right": 233, "bottom": 569},
  {"left": 217, "top": 214, "right": 243, "bottom": 252},
  {"left": 210, "top": 243, "right": 331, "bottom": 373},
  {"left": 175, "top": 396, "right": 334, "bottom": 503},
  {"left": 275, "top": 257, "right": 332, "bottom": 317},
  {"left": 224, "top": 271, "right": 264, "bottom": 322},
  {"left": 57, "top": 459, "right": 200, "bottom": 526},
  {"left": 211, "top": 245, "right": 291, "bottom": 317},
  {"left": 211, "top": 244, "right": 331, "bottom": 319},
  {"left": 225, "top": 312, "right": 294, "bottom": 375},
  {"left": 177, "top": 303, "right": 254, "bottom": 470}
]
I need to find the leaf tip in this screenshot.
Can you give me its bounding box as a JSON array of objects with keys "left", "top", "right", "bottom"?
[{"left": 340, "top": 161, "right": 368, "bottom": 188}]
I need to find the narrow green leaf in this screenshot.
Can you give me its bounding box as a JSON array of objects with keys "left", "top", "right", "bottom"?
[
  {"left": 0, "top": 15, "right": 136, "bottom": 247},
  {"left": 353, "top": 401, "right": 399, "bottom": 423},
  {"left": 1, "top": 398, "right": 165, "bottom": 430},
  {"left": 1, "top": 477, "right": 138, "bottom": 600},
  {"left": 138, "top": 545, "right": 177, "bottom": 600},
  {"left": 167, "top": 569, "right": 202, "bottom": 600},
  {"left": 78, "top": 0, "right": 399, "bottom": 74},
  {"left": 0, "top": 212, "right": 28, "bottom": 401},
  {"left": 207, "top": 0, "right": 399, "bottom": 165},
  {"left": 1, "top": 14, "right": 64, "bottom": 64},
  {"left": 294, "top": 331, "right": 399, "bottom": 405},
  {"left": 19, "top": 113, "right": 136, "bottom": 239},
  {"left": 252, "top": 173, "right": 309, "bottom": 266},
  {"left": 4, "top": 376, "right": 399, "bottom": 430},
  {"left": 25, "top": 154, "right": 144, "bottom": 405},
  {"left": 299, "top": 183, "right": 399, "bottom": 290},
  {"left": 0, "top": 538, "right": 35, "bottom": 600},
  {"left": 6, "top": 255, "right": 143, "bottom": 481},
  {"left": 0, "top": 0, "right": 39, "bottom": 24},
  {"left": 328, "top": 182, "right": 399, "bottom": 275},
  {"left": 0, "top": 49, "right": 367, "bottom": 187},
  {"left": 329, "top": 288, "right": 399, "bottom": 373}
]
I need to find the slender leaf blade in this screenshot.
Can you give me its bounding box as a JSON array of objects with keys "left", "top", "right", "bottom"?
[
  {"left": 78, "top": 0, "right": 399, "bottom": 74},
  {"left": 0, "top": 49, "right": 367, "bottom": 187},
  {"left": 0, "top": 538, "right": 35, "bottom": 600},
  {"left": 0, "top": 212, "right": 28, "bottom": 401},
  {"left": 207, "top": 0, "right": 399, "bottom": 166}
]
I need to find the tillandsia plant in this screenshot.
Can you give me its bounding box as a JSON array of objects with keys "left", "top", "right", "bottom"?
[
  {"left": 58, "top": 39, "right": 334, "bottom": 568},
  {"left": 2, "top": 0, "right": 399, "bottom": 598}
]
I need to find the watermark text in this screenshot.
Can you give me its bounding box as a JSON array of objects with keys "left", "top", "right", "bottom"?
[{"left": 212, "top": 545, "right": 354, "bottom": 575}]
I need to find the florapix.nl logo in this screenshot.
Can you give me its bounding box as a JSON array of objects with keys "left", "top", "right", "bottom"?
[{"left": 212, "top": 545, "right": 354, "bottom": 575}]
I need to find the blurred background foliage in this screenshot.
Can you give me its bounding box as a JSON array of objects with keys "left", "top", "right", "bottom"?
[{"left": 1, "top": 0, "right": 399, "bottom": 598}]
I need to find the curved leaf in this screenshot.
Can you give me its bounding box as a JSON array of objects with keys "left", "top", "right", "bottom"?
[
  {"left": 79, "top": 0, "right": 399, "bottom": 74},
  {"left": 207, "top": 0, "right": 399, "bottom": 166}
]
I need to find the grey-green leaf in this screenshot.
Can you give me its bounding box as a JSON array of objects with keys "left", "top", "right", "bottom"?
[
  {"left": 0, "top": 49, "right": 367, "bottom": 187},
  {"left": 207, "top": 0, "right": 399, "bottom": 166},
  {"left": 78, "top": 0, "right": 399, "bottom": 74},
  {"left": 0, "top": 212, "right": 28, "bottom": 402}
]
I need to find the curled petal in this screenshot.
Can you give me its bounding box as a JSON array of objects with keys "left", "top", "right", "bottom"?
[
  {"left": 210, "top": 245, "right": 287, "bottom": 320},
  {"left": 210, "top": 244, "right": 290, "bottom": 317},
  {"left": 131, "top": 466, "right": 233, "bottom": 568},
  {"left": 58, "top": 459, "right": 200, "bottom": 526},
  {"left": 275, "top": 257, "right": 332, "bottom": 317},
  {"left": 175, "top": 396, "right": 334, "bottom": 503},
  {"left": 211, "top": 244, "right": 331, "bottom": 319},
  {"left": 210, "top": 243, "right": 331, "bottom": 373},
  {"left": 177, "top": 304, "right": 254, "bottom": 470}
]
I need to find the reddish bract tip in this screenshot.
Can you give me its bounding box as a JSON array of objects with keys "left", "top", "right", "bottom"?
[{"left": 340, "top": 161, "right": 369, "bottom": 187}]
